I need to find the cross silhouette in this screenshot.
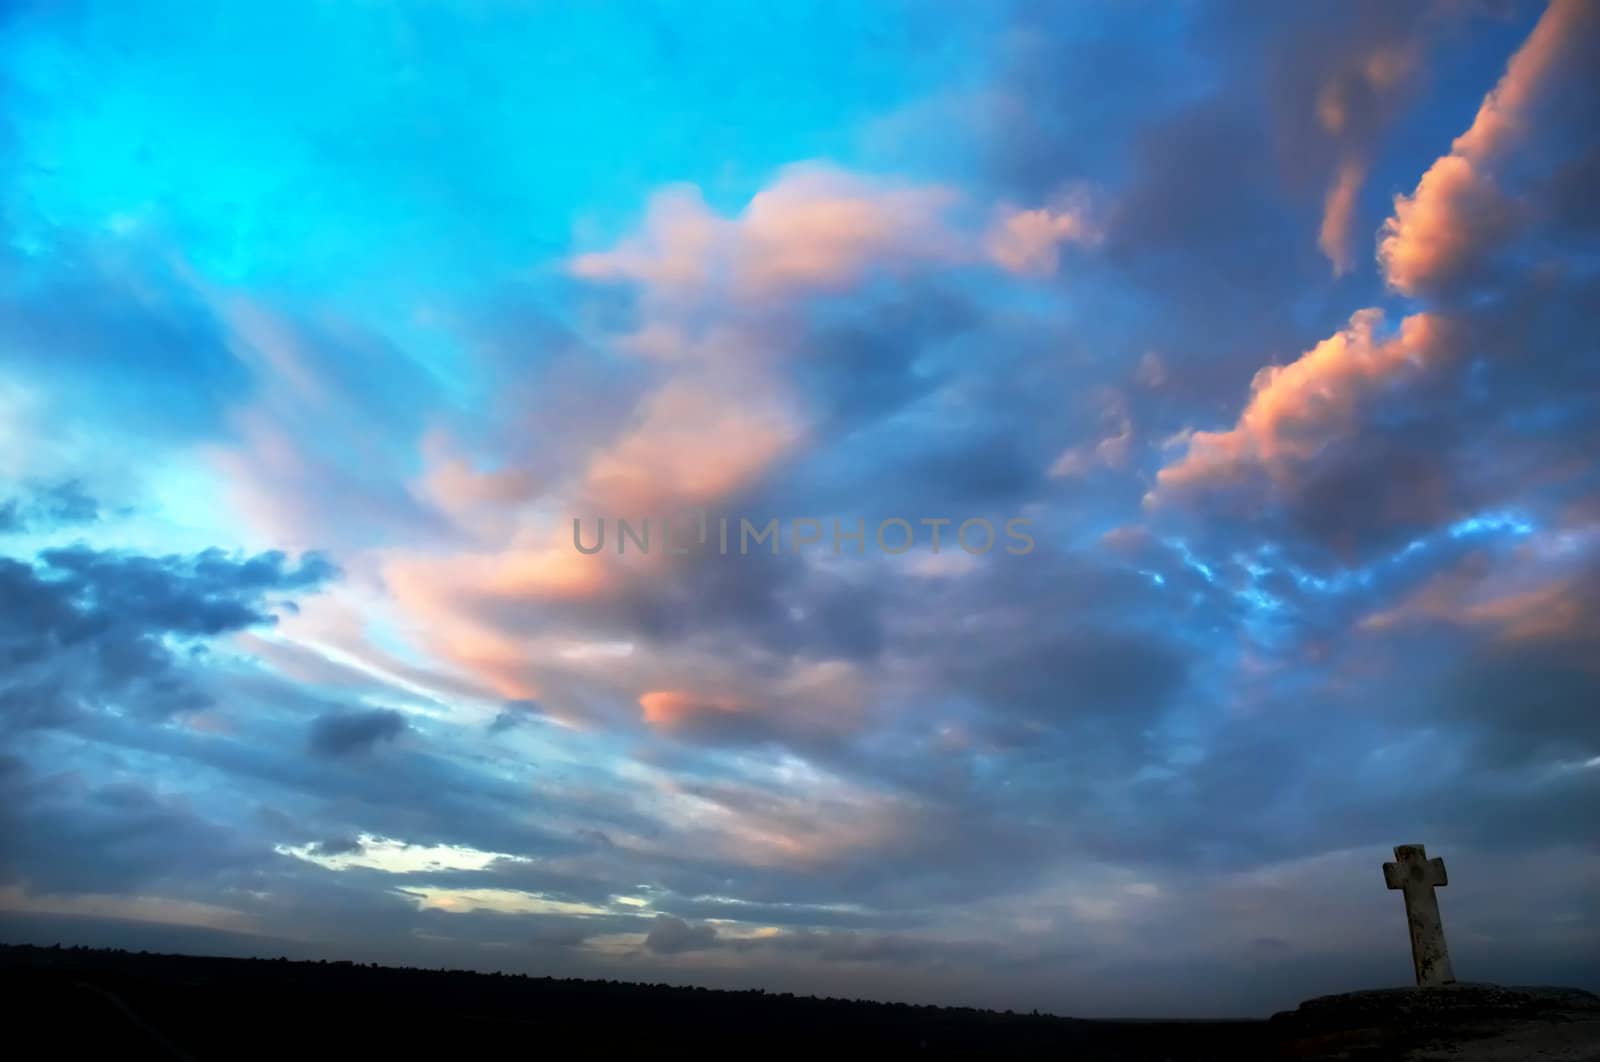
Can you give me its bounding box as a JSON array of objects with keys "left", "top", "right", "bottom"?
[{"left": 1383, "top": 843, "right": 1456, "bottom": 987}]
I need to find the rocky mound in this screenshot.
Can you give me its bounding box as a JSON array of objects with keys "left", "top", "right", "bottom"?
[{"left": 1270, "top": 983, "right": 1600, "bottom": 1060}]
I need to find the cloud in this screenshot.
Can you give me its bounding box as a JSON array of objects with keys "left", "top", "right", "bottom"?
[
  {"left": 573, "top": 162, "right": 1105, "bottom": 305},
  {"left": 306, "top": 836, "right": 366, "bottom": 857},
  {"left": 0, "top": 765, "right": 272, "bottom": 898},
  {"left": 1146, "top": 5, "right": 1600, "bottom": 573},
  {"left": 488, "top": 701, "right": 540, "bottom": 733},
  {"left": 1448, "top": 0, "right": 1597, "bottom": 163},
  {"left": 638, "top": 690, "right": 744, "bottom": 729},
  {"left": 0, "top": 545, "right": 337, "bottom": 730},
  {"left": 644, "top": 914, "right": 719, "bottom": 954},
  {"left": 571, "top": 164, "right": 967, "bottom": 301},
  {"left": 1103, "top": 97, "right": 1310, "bottom": 359},
  {"left": 307, "top": 708, "right": 408, "bottom": 759},
  {"left": 1379, "top": 0, "right": 1600, "bottom": 295},
  {"left": 1049, "top": 389, "right": 1133, "bottom": 478},
  {"left": 986, "top": 191, "right": 1101, "bottom": 276},
  {"left": 1150, "top": 309, "right": 1453, "bottom": 503},
  {"left": 1317, "top": 159, "right": 1368, "bottom": 277},
  {"left": 0, "top": 479, "right": 101, "bottom": 534},
  {"left": 1377, "top": 152, "right": 1517, "bottom": 296},
  {"left": 2, "top": 0, "right": 1598, "bottom": 1018},
  {"left": 1297, "top": 21, "right": 1425, "bottom": 275},
  {"left": 579, "top": 374, "right": 804, "bottom": 514},
  {"left": 197, "top": 298, "right": 463, "bottom": 554}
]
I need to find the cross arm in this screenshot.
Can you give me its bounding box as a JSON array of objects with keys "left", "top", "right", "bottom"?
[{"left": 1384, "top": 845, "right": 1449, "bottom": 889}]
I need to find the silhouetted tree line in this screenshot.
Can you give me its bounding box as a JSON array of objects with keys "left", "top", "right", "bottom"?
[{"left": 1, "top": 943, "right": 1267, "bottom": 1059}]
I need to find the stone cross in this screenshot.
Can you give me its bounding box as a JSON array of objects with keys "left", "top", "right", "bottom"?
[{"left": 1383, "top": 843, "right": 1456, "bottom": 987}]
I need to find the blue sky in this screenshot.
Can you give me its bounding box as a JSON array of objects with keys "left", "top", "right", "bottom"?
[{"left": 1, "top": 0, "right": 1597, "bottom": 1017}]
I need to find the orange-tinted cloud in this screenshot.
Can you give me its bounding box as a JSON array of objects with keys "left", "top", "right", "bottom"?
[
  {"left": 1379, "top": 0, "right": 1596, "bottom": 294},
  {"left": 1361, "top": 531, "right": 1600, "bottom": 647},
  {"left": 1049, "top": 389, "right": 1132, "bottom": 478},
  {"left": 987, "top": 192, "right": 1100, "bottom": 276},
  {"left": 637, "top": 770, "right": 916, "bottom": 871},
  {"left": 574, "top": 162, "right": 1104, "bottom": 300},
  {"left": 1377, "top": 151, "right": 1513, "bottom": 297},
  {"left": 418, "top": 429, "right": 539, "bottom": 528},
  {"left": 638, "top": 689, "right": 744, "bottom": 727},
  {"left": 379, "top": 528, "right": 622, "bottom": 703},
  {"left": 1449, "top": 0, "right": 1593, "bottom": 163},
  {"left": 572, "top": 163, "right": 964, "bottom": 301},
  {"left": 1317, "top": 159, "right": 1367, "bottom": 276},
  {"left": 580, "top": 375, "right": 804, "bottom": 515},
  {"left": 1313, "top": 40, "right": 1418, "bottom": 275},
  {"left": 635, "top": 656, "right": 868, "bottom": 737},
  {"left": 1150, "top": 309, "right": 1452, "bottom": 500}
]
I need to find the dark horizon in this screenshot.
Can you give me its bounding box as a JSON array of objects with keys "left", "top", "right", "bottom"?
[{"left": 5, "top": 908, "right": 1597, "bottom": 1021}]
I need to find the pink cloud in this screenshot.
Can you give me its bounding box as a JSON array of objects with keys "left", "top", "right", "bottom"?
[
  {"left": 1049, "top": 389, "right": 1133, "bottom": 479},
  {"left": 1312, "top": 40, "right": 1419, "bottom": 276},
  {"left": 736, "top": 164, "right": 964, "bottom": 294},
  {"left": 1449, "top": 0, "right": 1594, "bottom": 163},
  {"left": 986, "top": 193, "right": 1100, "bottom": 277},
  {"left": 570, "top": 185, "right": 727, "bottom": 297},
  {"left": 638, "top": 689, "right": 744, "bottom": 728},
  {"left": 1317, "top": 159, "right": 1367, "bottom": 277},
  {"left": 1361, "top": 526, "right": 1600, "bottom": 646},
  {"left": 634, "top": 657, "right": 868, "bottom": 736},
  {"left": 418, "top": 429, "right": 539, "bottom": 523},
  {"left": 206, "top": 409, "right": 415, "bottom": 552},
  {"left": 572, "top": 162, "right": 1105, "bottom": 302},
  {"left": 580, "top": 374, "right": 804, "bottom": 514},
  {"left": 1378, "top": 0, "right": 1596, "bottom": 294},
  {"left": 1150, "top": 309, "right": 1453, "bottom": 500},
  {"left": 636, "top": 770, "right": 917, "bottom": 871},
  {"left": 1377, "top": 153, "right": 1511, "bottom": 295},
  {"left": 571, "top": 163, "right": 965, "bottom": 301}
]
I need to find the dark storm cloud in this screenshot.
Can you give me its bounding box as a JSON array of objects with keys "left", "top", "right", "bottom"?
[
  {"left": 793, "top": 285, "right": 978, "bottom": 434},
  {"left": 470, "top": 524, "right": 891, "bottom": 685},
  {"left": 882, "top": 540, "right": 1191, "bottom": 717},
  {"left": 1447, "top": 638, "right": 1600, "bottom": 768},
  {"left": 1068, "top": 545, "right": 1600, "bottom": 875},
  {"left": 306, "top": 836, "right": 366, "bottom": 857},
  {"left": 307, "top": 708, "right": 409, "bottom": 758},
  {"left": 819, "top": 425, "right": 1045, "bottom": 518},
  {"left": 0, "top": 545, "right": 336, "bottom": 730},
  {"left": 488, "top": 700, "right": 541, "bottom": 732},
  {"left": 643, "top": 914, "right": 719, "bottom": 954},
  {"left": 1381, "top": 555, "right": 1600, "bottom": 771},
  {"left": 66, "top": 675, "right": 590, "bottom": 863},
  {"left": 0, "top": 760, "right": 273, "bottom": 896}
]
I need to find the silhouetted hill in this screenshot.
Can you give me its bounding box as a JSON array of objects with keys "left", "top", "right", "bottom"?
[{"left": 1, "top": 942, "right": 1269, "bottom": 1059}]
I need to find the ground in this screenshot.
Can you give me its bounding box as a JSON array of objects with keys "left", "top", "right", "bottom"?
[
  {"left": 4, "top": 945, "right": 1597, "bottom": 1059},
  {"left": 1271, "top": 983, "right": 1600, "bottom": 1061}
]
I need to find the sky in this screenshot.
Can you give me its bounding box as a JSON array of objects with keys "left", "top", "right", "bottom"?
[{"left": 1, "top": 0, "right": 1597, "bottom": 1019}]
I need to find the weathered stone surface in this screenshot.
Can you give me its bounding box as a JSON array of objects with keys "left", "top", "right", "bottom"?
[
  {"left": 1383, "top": 843, "right": 1456, "bottom": 987},
  {"left": 1270, "top": 983, "right": 1600, "bottom": 1060}
]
